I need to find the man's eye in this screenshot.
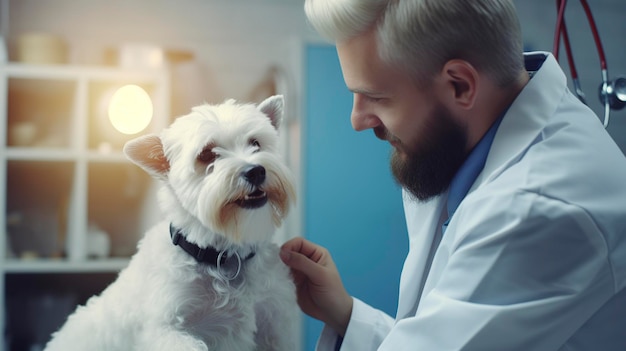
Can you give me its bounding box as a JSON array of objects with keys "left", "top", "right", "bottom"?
[
  {"left": 197, "top": 148, "right": 217, "bottom": 163},
  {"left": 366, "top": 95, "right": 383, "bottom": 103}
]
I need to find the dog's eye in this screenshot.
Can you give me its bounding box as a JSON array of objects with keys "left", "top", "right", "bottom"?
[
  {"left": 249, "top": 138, "right": 261, "bottom": 151},
  {"left": 197, "top": 147, "right": 217, "bottom": 164}
]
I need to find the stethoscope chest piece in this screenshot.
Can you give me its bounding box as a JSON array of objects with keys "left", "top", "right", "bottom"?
[{"left": 600, "top": 76, "right": 626, "bottom": 111}]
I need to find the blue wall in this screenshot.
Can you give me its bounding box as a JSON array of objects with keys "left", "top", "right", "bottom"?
[{"left": 302, "top": 44, "right": 408, "bottom": 350}]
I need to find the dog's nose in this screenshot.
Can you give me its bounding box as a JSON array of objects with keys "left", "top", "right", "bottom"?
[{"left": 242, "top": 165, "right": 266, "bottom": 186}]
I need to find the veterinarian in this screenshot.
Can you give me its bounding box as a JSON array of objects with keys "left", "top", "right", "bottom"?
[{"left": 279, "top": 0, "right": 626, "bottom": 350}]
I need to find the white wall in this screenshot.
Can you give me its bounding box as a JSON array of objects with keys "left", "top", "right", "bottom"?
[{"left": 5, "top": 0, "right": 318, "bottom": 115}]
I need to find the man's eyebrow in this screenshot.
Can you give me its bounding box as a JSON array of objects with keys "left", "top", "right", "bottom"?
[{"left": 349, "top": 87, "right": 385, "bottom": 96}]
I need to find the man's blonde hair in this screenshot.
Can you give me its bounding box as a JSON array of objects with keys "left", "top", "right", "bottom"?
[{"left": 305, "top": 0, "right": 525, "bottom": 87}]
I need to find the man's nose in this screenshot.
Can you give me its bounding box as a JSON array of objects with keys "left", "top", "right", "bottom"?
[{"left": 351, "top": 95, "right": 381, "bottom": 131}]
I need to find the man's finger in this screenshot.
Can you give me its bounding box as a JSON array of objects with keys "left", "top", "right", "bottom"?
[
  {"left": 280, "top": 246, "right": 327, "bottom": 282},
  {"left": 281, "top": 237, "right": 326, "bottom": 263}
]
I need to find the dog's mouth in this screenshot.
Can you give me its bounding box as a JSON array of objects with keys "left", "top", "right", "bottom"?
[{"left": 235, "top": 188, "right": 268, "bottom": 209}]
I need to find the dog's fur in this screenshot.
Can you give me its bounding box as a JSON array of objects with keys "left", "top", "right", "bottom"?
[{"left": 44, "top": 95, "right": 298, "bottom": 351}]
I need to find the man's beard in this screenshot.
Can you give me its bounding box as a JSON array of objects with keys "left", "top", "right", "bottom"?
[{"left": 387, "top": 105, "right": 468, "bottom": 201}]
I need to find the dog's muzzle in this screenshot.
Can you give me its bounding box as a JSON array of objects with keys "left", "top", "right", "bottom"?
[{"left": 236, "top": 165, "right": 268, "bottom": 209}]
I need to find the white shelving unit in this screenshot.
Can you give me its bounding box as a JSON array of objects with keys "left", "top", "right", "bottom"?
[{"left": 0, "top": 62, "right": 169, "bottom": 350}]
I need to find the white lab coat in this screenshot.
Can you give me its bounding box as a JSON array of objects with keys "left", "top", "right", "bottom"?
[{"left": 316, "top": 52, "right": 626, "bottom": 350}]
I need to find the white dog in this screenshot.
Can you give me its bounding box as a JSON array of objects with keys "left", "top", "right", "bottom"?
[{"left": 44, "top": 95, "right": 299, "bottom": 351}]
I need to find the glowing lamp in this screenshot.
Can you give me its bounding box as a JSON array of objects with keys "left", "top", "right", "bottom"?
[{"left": 107, "top": 84, "right": 153, "bottom": 134}]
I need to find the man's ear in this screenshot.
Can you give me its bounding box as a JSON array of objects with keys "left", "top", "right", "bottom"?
[
  {"left": 441, "top": 59, "right": 479, "bottom": 110},
  {"left": 123, "top": 134, "right": 170, "bottom": 180}
]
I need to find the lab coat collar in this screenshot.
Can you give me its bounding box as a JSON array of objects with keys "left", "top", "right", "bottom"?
[{"left": 470, "top": 52, "right": 567, "bottom": 191}]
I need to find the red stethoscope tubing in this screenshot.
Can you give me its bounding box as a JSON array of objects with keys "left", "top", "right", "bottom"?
[
  {"left": 553, "top": 0, "right": 607, "bottom": 73},
  {"left": 553, "top": 0, "right": 613, "bottom": 127}
]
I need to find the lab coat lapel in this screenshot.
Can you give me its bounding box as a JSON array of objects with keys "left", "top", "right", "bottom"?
[{"left": 396, "top": 191, "right": 446, "bottom": 319}]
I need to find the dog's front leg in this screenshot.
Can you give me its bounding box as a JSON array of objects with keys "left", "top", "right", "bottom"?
[
  {"left": 254, "top": 295, "right": 299, "bottom": 351},
  {"left": 138, "top": 327, "right": 208, "bottom": 351}
]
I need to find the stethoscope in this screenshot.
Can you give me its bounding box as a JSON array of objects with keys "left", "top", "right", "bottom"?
[{"left": 553, "top": 0, "right": 626, "bottom": 128}]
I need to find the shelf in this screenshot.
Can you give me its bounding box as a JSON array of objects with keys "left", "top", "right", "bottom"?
[
  {"left": 5, "top": 147, "right": 78, "bottom": 161},
  {"left": 1, "top": 62, "right": 167, "bottom": 82},
  {"left": 3, "top": 258, "right": 130, "bottom": 273},
  {"left": 0, "top": 60, "right": 170, "bottom": 351},
  {"left": 4, "top": 148, "right": 136, "bottom": 162},
  {"left": 6, "top": 77, "right": 76, "bottom": 149}
]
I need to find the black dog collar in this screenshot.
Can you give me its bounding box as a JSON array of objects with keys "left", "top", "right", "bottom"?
[{"left": 169, "top": 223, "right": 255, "bottom": 280}]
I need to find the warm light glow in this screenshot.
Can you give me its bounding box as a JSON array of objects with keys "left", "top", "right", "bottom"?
[{"left": 108, "top": 84, "right": 153, "bottom": 134}]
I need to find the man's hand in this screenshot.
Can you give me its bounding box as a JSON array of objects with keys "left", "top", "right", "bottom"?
[{"left": 280, "top": 237, "right": 353, "bottom": 337}]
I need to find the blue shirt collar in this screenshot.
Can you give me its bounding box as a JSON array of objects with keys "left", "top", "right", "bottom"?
[{"left": 446, "top": 114, "right": 505, "bottom": 218}]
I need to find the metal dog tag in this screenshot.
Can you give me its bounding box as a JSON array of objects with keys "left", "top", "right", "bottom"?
[{"left": 216, "top": 251, "right": 242, "bottom": 281}]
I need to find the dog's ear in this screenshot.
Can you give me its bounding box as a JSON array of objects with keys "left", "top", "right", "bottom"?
[
  {"left": 257, "top": 94, "right": 284, "bottom": 130},
  {"left": 123, "top": 134, "right": 170, "bottom": 180}
]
